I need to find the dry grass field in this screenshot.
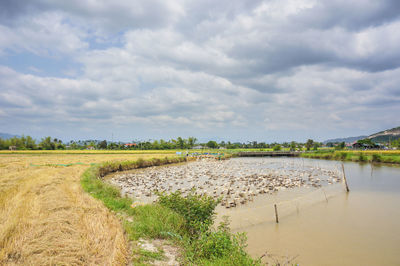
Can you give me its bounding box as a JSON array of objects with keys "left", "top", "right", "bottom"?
[{"left": 0, "top": 151, "right": 175, "bottom": 265}]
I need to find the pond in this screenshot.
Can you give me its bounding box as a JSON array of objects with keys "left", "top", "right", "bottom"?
[
  {"left": 223, "top": 157, "right": 400, "bottom": 265},
  {"left": 110, "top": 157, "right": 400, "bottom": 265}
]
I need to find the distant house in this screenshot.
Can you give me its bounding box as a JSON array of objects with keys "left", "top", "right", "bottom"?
[
  {"left": 352, "top": 142, "right": 379, "bottom": 149},
  {"left": 87, "top": 146, "right": 95, "bottom": 150},
  {"left": 192, "top": 145, "right": 204, "bottom": 149},
  {"left": 345, "top": 143, "right": 353, "bottom": 148},
  {"left": 124, "top": 143, "right": 137, "bottom": 148},
  {"left": 219, "top": 147, "right": 227, "bottom": 150},
  {"left": 9, "top": 146, "right": 17, "bottom": 151}
]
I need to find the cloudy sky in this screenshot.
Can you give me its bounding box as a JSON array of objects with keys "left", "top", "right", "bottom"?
[{"left": 1, "top": 0, "right": 399, "bottom": 142}]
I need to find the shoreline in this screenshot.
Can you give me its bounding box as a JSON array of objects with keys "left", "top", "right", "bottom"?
[{"left": 299, "top": 150, "right": 400, "bottom": 165}]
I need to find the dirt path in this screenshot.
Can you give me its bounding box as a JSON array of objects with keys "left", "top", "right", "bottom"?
[{"left": 0, "top": 153, "right": 168, "bottom": 265}]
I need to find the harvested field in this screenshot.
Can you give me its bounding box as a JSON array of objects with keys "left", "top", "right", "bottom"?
[{"left": 0, "top": 151, "right": 174, "bottom": 265}]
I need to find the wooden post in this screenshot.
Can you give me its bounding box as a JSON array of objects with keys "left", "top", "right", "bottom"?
[
  {"left": 322, "top": 189, "right": 328, "bottom": 203},
  {"left": 370, "top": 163, "right": 374, "bottom": 178},
  {"left": 341, "top": 163, "right": 350, "bottom": 192},
  {"left": 274, "top": 204, "right": 279, "bottom": 223}
]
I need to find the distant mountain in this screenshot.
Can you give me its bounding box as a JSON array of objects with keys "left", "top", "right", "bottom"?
[
  {"left": 0, "top": 133, "right": 20, "bottom": 139},
  {"left": 368, "top": 126, "right": 400, "bottom": 142},
  {"left": 323, "top": 136, "right": 367, "bottom": 144},
  {"left": 323, "top": 127, "right": 400, "bottom": 144}
]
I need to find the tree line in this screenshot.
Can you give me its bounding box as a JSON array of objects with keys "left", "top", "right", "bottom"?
[{"left": 0, "top": 135, "right": 328, "bottom": 151}]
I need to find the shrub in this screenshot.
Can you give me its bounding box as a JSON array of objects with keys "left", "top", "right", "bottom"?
[
  {"left": 123, "top": 204, "right": 186, "bottom": 240},
  {"left": 339, "top": 152, "right": 348, "bottom": 160},
  {"left": 273, "top": 145, "right": 281, "bottom": 151},
  {"left": 157, "top": 191, "right": 220, "bottom": 237},
  {"left": 371, "top": 154, "right": 382, "bottom": 162},
  {"left": 358, "top": 153, "right": 367, "bottom": 162},
  {"left": 185, "top": 217, "right": 259, "bottom": 265}
]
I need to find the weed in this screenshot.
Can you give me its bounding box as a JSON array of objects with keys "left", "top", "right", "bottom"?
[
  {"left": 157, "top": 191, "right": 220, "bottom": 237},
  {"left": 371, "top": 154, "right": 382, "bottom": 162},
  {"left": 339, "top": 152, "right": 348, "bottom": 160},
  {"left": 133, "top": 248, "right": 165, "bottom": 265},
  {"left": 123, "top": 205, "right": 186, "bottom": 240},
  {"left": 358, "top": 153, "right": 367, "bottom": 162}
]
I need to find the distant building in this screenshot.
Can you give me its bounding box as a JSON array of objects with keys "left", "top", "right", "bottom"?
[
  {"left": 219, "top": 147, "right": 227, "bottom": 149},
  {"left": 87, "top": 146, "right": 95, "bottom": 150},
  {"left": 124, "top": 143, "right": 137, "bottom": 148},
  {"left": 192, "top": 145, "right": 204, "bottom": 149},
  {"left": 9, "top": 146, "right": 17, "bottom": 151},
  {"left": 352, "top": 142, "right": 379, "bottom": 149}
]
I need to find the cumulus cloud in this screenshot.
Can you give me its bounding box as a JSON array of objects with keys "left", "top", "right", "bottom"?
[{"left": 0, "top": 0, "right": 399, "bottom": 141}]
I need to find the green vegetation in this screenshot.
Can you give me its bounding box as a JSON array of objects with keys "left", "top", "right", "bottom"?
[
  {"left": 371, "top": 153, "right": 382, "bottom": 162},
  {"left": 272, "top": 144, "right": 281, "bottom": 151},
  {"left": 305, "top": 139, "right": 314, "bottom": 151},
  {"left": 334, "top": 142, "right": 345, "bottom": 150},
  {"left": 0, "top": 135, "right": 65, "bottom": 150},
  {"left": 0, "top": 134, "right": 320, "bottom": 151},
  {"left": 157, "top": 191, "right": 220, "bottom": 237},
  {"left": 206, "top": 140, "right": 219, "bottom": 149},
  {"left": 301, "top": 150, "right": 400, "bottom": 164},
  {"left": 81, "top": 157, "right": 259, "bottom": 265}
]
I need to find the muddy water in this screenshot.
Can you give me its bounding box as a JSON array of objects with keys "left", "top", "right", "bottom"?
[{"left": 222, "top": 158, "right": 400, "bottom": 265}]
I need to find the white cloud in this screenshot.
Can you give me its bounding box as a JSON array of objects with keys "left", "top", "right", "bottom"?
[
  {"left": 0, "top": 12, "right": 88, "bottom": 56},
  {"left": 0, "top": 0, "right": 400, "bottom": 141}
]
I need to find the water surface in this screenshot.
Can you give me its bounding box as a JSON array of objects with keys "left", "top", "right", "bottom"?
[{"left": 222, "top": 158, "right": 400, "bottom": 265}]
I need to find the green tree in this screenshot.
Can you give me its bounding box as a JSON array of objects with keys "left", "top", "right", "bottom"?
[
  {"left": 98, "top": 140, "right": 107, "bottom": 149},
  {"left": 40, "top": 136, "right": 55, "bottom": 150},
  {"left": 177, "top": 137, "right": 185, "bottom": 149},
  {"left": 152, "top": 140, "right": 160, "bottom": 149},
  {"left": 0, "top": 138, "right": 8, "bottom": 149},
  {"left": 206, "top": 140, "right": 218, "bottom": 149},
  {"left": 305, "top": 139, "right": 314, "bottom": 151},
  {"left": 188, "top": 137, "right": 197, "bottom": 148},
  {"left": 338, "top": 142, "right": 345, "bottom": 150},
  {"left": 392, "top": 138, "right": 400, "bottom": 149},
  {"left": 290, "top": 141, "right": 296, "bottom": 151},
  {"left": 24, "top": 135, "right": 37, "bottom": 149}
]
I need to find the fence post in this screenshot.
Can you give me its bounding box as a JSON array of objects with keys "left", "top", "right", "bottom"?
[{"left": 341, "top": 163, "right": 350, "bottom": 192}]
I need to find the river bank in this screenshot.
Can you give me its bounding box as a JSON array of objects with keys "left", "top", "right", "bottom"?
[
  {"left": 300, "top": 150, "right": 400, "bottom": 164},
  {"left": 82, "top": 156, "right": 258, "bottom": 265}
]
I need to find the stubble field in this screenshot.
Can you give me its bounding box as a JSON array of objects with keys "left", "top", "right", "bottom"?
[{"left": 0, "top": 151, "right": 175, "bottom": 265}]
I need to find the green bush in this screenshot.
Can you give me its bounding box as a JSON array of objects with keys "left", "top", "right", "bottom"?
[
  {"left": 156, "top": 192, "right": 259, "bottom": 264},
  {"left": 273, "top": 145, "right": 281, "bottom": 151},
  {"left": 184, "top": 217, "right": 259, "bottom": 265},
  {"left": 123, "top": 204, "right": 186, "bottom": 240},
  {"left": 371, "top": 154, "right": 382, "bottom": 162},
  {"left": 339, "top": 152, "right": 348, "bottom": 160},
  {"left": 358, "top": 153, "right": 367, "bottom": 162},
  {"left": 157, "top": 191, "right": 220, "bottom": 237}
]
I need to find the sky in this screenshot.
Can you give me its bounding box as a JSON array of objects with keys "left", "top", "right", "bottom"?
[{"left": 0, "top": 0, "right": 399, "bottom": 143}]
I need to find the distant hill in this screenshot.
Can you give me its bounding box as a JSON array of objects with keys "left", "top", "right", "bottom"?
[
  {"left": 368, "top": 126, "right": 400, "bottom": 142},
  {"left": 323, "top": 136, "right": 367, "bottom": 144},
  {"left": 324, "top": 127, "right": 400, "bottom": 144},
  {"left": 0, "top": 132, "right": 20, "bottom": 139}
]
